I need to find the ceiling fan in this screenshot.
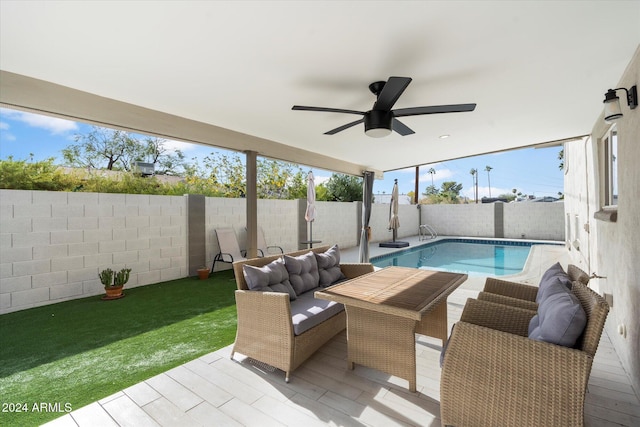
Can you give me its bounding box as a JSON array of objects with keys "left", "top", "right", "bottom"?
[{"left": 292, "top": 76, "right": 476, "bottom": 138}]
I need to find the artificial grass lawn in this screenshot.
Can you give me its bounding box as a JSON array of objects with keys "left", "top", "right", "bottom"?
[{"left": 0, "top": 270, "right": 238, "bottom": 426}]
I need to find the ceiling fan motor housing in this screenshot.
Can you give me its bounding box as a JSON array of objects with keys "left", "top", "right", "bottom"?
[{"left": 365, "top": 110, "right": 393, "bottom": 137}]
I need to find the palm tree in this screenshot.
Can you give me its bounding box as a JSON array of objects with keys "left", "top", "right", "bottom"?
[
  {"left": 470, "top": 168, "right": 478, "bottom": 203},
  {"left": 428, "top": 168, "right": 436, "bottom": 187},
  {"left": 485, "top": 165, "right": 493, "bottom": 197}
]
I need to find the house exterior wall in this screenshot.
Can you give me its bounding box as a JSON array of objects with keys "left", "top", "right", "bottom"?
[{"left": 564, "top": 46, "right": 640, "bottom": 395}]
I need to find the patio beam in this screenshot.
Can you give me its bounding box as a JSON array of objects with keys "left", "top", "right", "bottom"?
[{"left": 0, "top": 71, "right": 383, "bottom": 179}]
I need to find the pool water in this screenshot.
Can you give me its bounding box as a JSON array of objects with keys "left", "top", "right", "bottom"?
[{"left": 371, "top": 239, "right": 545, "bottom": 276}]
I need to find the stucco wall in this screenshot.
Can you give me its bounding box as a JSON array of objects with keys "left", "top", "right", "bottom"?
[{"left": 565, "top": 46, "right": 639, "bottom": 395}]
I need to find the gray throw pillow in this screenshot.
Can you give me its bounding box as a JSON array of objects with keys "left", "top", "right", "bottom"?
[
  {"left": 242, "top": 258, "right": 297, "bottom": 300},
  {"left": 315, "top": 244, "right": 346, "bottom": 287},
  {"left": 284, "top": 251, "right": 320, "bottom": 295},
  {"left": 536, "top": 262, "right": 571, "bottom": 304},
  {"left": 528, "top": 281, "right": 586, "bottom": 347}
]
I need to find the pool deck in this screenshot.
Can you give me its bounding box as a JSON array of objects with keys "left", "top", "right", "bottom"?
[{"left": 45, "top": 236, "right": 638, "bottom": 427}]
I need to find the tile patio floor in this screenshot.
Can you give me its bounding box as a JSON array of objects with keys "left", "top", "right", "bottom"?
[{"left": 44, "top": 238, "right": 639, "bottom": 426}]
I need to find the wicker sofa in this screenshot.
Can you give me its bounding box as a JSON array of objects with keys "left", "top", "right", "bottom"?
[
  {"left": 231, "top": 245, "right": 374, "bottom": 382},
  {"left": 477, "top": 263, "right": 591, "bottom": 311},
  {"left": 440, "top": 279, "right": 609, "bottom": 427}
]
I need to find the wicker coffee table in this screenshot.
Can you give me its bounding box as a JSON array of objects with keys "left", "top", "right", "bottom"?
[{"left": 315, "top": 266, "right": 467, "bottom": 392}]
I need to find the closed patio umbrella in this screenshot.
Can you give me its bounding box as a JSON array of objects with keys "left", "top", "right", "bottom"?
[
  {"left": 305, "top": 171, "right": 317, "bottom": 246},
  {"left": 380, "top": 179, "right": 409, "bottom": 248},
  {"left": 359, "top": 171, "right": 374, "bottom": 262}
]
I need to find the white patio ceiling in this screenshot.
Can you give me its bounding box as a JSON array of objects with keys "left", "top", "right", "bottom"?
[{"left": 1, "top": 1, "right": 639, "bottom": 178}]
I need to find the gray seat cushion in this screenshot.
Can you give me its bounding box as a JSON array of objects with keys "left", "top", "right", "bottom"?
[
  {"left": 242, "top": 258, "right": 297, "bottom": 300},
  {"left": 284, "top": 251, "right": 320, "bottom": 295},
  {"left": 315, "top": 244, "right": 346, "bottom": 287},
  {"left": 290, "top": 288, "right": 344, "bottom": 336},
  {"left": 529, "top": 279, "right": 587, "bottom": 347}
]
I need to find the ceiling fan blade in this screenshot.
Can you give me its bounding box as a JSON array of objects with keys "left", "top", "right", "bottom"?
[
  {"left": 325, "top": 118, "right": 365, "bottom": 135},
  {"left": 392, "top": 119, "right": 415, "bottom": 136},
  {"left": 373, "top": 77, "right": 412, "bottom": 111},
  {"left": 292, "top": 105, "right": 365, "bottom": 115},
  {"left": 393, "top": 103, "right": 477, "bottom": 117}
]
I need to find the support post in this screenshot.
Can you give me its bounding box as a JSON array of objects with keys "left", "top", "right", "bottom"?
[{"left": 245, "top": 150, "right": 258, "bottom": 258}]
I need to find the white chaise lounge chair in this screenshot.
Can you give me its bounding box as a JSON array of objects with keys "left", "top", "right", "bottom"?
[
  {"left": 255, "top": 226, "right": 283, "bottom": 256},
  {"left": 211, "top": 228, "right": 247, "bottom": 273}
]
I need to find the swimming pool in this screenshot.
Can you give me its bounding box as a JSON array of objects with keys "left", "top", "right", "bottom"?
[{"left": 371, "top": 239, "right": 559, "bottom": 276}]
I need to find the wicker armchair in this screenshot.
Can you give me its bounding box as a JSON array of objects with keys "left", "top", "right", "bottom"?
[
  {"left": 440, "top": 280, "right": 609, "bottom": 427},
  {"left": 478, "top": 264, "right": 591, "bottom": 311},
  {"left": 231, "top": 246, "right": 374, "bottom": 382}
]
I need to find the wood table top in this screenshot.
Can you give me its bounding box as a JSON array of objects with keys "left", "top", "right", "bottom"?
[{"left": 315, "top": 266, "right": 467, "bottom": 320}]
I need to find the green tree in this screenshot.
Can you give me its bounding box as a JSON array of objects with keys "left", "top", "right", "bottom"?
[
  {"left": 498, "top": 192, "right": 517, "bottom": 202},
  {"left": 558, "top": 149, "right": 564, "bottom": 170},
  {"left": 0, "top": 156, "right": 79, "bottom": 191},
  {"left": 62, "top": 127, "right": 134, "bottom": 170},
  {"left": 62, "top": 126, "right": 187, "bottom": 175},
  {"left": 428, "top": 167, "right": 436, "bottom": 187},
  {"left": 315, "top": 183, "right": 330, "bottom": 201},
  {"left": 257, "top": 159, "right": 305, "bottom": 199},
  {"left": 141, "top": 136, "right": 187, "bottom": 175},
  {"left": 324, "top": 173, "right": 363, "bottom": 202},
  {"left": 422, "top": 185, "right": 438, "bottom": 196},
  {"left": 421, "top": 181, "right": 463, "bottom": 204},
  {"left": 440, "top": 181, "right": 463, "bottom": 203},
  {"left": 485, "top": 165, "right": 493, "bottom": 197}
]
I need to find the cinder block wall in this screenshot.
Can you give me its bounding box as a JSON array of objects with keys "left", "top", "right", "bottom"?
[
  {"left": 0, "top": 189, "right": 187, "bottom": 314},
  {"left": 205, "top": 197, "right": 299, "bottom": 272},
  {"left": 503, "top": 202, "right": 565, "bottom": 240},
  {"left": 369, "top": 204, "right": 420, "bottom": 242},
  {"left": 421, "top": 204, "right": 496, "bottom": 237},
  {"left": 421, "top": 202, "right": 565, "bottom": 240},
  {"left": 1, "top": 189, "right": 565, "bottom": 313},
  {"left": 309, "top": 201, "right": 359, "bottom": 250}
]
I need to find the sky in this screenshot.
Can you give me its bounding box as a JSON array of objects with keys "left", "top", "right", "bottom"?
[{"left": 0, "top": 107, "right": 564, "bottom": 200}]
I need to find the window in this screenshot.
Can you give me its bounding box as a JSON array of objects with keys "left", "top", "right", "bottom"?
[
  {"left": 595, "top": 125, "right": 618, "bottom": 222},
  {"left": 603, "top": 126, "right": 618, "bottom": 207}
]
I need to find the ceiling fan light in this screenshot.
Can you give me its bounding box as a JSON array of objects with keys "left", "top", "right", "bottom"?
[
  {"left": 365, "top": 127, "right": 392, "bottom": 138},
  {"left": 364, "top": 110, "right": 393, "bottom": 138}
]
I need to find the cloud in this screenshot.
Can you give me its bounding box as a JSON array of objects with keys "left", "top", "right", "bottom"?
[
  {"left": 314, "top": 174, "right": 331, "bottom": 185},
  {"left": 161, "top": 139, "right": 199, "bottom": 153},
  {"left": 0, "top": 120, "right": 16, "bottom": 141},
  {"left": 419, "top": 168, "right": 454, "bottom": 182},
  {"left": 1, "top": 108, "right": 78, "bottom": 134},
  {"left": 397, "top": 163, "right": 443, "bottom": 174}
]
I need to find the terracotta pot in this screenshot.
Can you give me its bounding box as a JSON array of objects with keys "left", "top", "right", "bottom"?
[
  {"left": 105, "top": 286, "right": 124, "bottom": 298},
  {"left": 197, "top": 269, "right": 210, "bottom": 280}
]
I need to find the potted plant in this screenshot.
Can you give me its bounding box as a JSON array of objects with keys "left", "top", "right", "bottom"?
[
  {"left": 100, "top": 267, "right": 131, "bottom": 299},
  {"left": 197, "top": 266, "right": 210, "bottom": 280}
]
